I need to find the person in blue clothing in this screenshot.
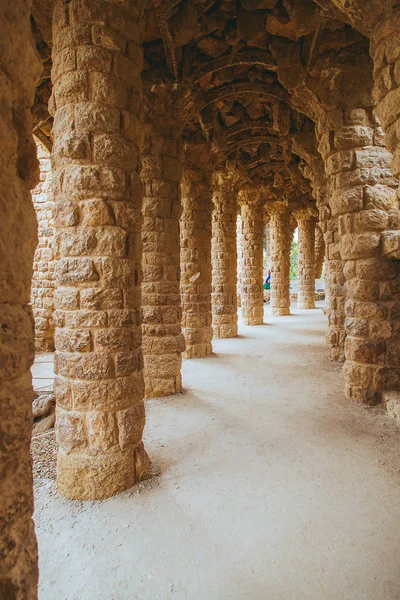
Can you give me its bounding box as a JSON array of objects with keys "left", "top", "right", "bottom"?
[{"left": 263, "top": 269, "right": 271, "bottom": 303}]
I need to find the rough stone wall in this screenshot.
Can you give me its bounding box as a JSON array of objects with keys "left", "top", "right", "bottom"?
[
  {"left": 314, "top": 224, "right": 325, "bottom": 280},
  {"left": 318, "top": 108, "right": 400, "bottom": 404},
  {"left": 50, "top": 0, "right": 149, "bottom": 500},
  {"left": 269, "top": 206, "right": 292, "bottom": 317},
  {"left": 0, "top": 1, "right": 42, "bottom": 597},
  {"left": 141, "top": 123, "right": 185, "bottom": 394},
  {"left": 31, "top": 139, "right": 55, "bottom": 352},
  {"left": 180, "top": 143, "right": 213, "bottom": 358},
  {"left": 239, "top": 198, "right": 264, "bottom": 325},
  {"left": 211, "top": 174, "right": 238, "bottom": 339},
  {"left": 296, "top": 212, "right": 316, "bottom": 309}
]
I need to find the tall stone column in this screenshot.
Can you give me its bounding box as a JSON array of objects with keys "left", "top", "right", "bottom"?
[
  {"left": 304, "top": 162, "right": 346, "bottom": 361},
  {"left": 0, "top": 1, "right": 41, "bottom": 595},
  {"left": 51, "top": 0, "right": 149, "bottom": 499},
  {"left": 319, "top": 108, "right": 399, "bottom": 404},
  {"left": 295, "top": 212, "right": 316, "bottom": 309},
  {"left": 237, "top": 212, "right": 244, "bottom": 307},
  {"left": 239, "top": 198, "right": 264, "bottom": 325},
  {"left": 269, "top": 206, "right": 291, "bottom": 316},
  {"left": 31, "top": 140, "right": 56, "bottom": 352},
  {"left": 212, "top": 174, "right": 238, "bottom": 338},
  {"left": 180, "top": 141, "right": 213, "bottom": 358},
  {"left": 141, "top": 115, "right": 185, "bottom": 394},
  {"left": 314, "top": 224, "right": 325, "bottom": 280}
]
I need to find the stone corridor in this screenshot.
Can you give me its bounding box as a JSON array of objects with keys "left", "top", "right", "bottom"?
[
  {"left": 34, "top": 305, "right": 400, "bottom": 600},
  {"left": 3, "top": 0, "right": 400, "bottom": 596}
]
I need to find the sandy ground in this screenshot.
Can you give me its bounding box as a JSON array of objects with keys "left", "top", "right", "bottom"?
[{"left": 34, "top": 305, "right": 400, "bottom": 600}]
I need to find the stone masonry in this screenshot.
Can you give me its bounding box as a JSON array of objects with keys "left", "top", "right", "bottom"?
[
  {"left": 212, "top": 173, "right": 239, "bottom": 338},
  {"left": 296, "top": 211, "right": 316, "bottom": 309},
  {"left": 141, "top": 120, "right": 185, "bottom": 395},
  {"left": 314, "top": 224, "right": 325, "bottom": 280},
  {"left": 269, "top": 206, "right": 292, "bottom": 317},
  {"left": 239, "top": 197, "right": 264, "bottom": 325},
  {"left": 50, "top": 0, "right": 150, "bottom": 500},
  {"left": 31, "top": 139, "right": 56, "bottom": 352},
  {"left": 180, "top": 141, "right": 213, "bottom": 357}
]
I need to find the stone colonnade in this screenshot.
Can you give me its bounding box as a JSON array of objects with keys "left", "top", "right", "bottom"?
[
  {"left": 51, "top": 0, "right": 150, "bottom": 499},
  {"left": 180, "top": 142, "right": 213, "bottom": 357},
  {"left": 211, "top": 175, "right": 239, "bottom": 338},
  {"left": 238, "top": 199, "right": 264, "bottom": 325}
]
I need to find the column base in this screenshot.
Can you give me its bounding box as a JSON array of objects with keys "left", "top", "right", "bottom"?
[
  {"left": 345, "top": 384, "right": 380, "bottom": 406},
  {"left": 57, "top": 444, "right": 150, "bottom": 500},
  {"left": 183, "top": 343, "right": 213, "bottom": 359},
  {"left": 330, "top": 347, "right": 345, "bottom": 362},
  {"left": 213, "top": 324, "right": 238, "bottom": 338},
  {"left": 243, "top": 316, "right": 263, "bottom": 325},
  {"left": 271, "top": 307, "right": 290, "bottom": 316},
  {"left": 145, "top": 374, "right": 182, "bottom": 398},
  {"left": 298, "top": 300, "right": 315, "bottom": 309}
]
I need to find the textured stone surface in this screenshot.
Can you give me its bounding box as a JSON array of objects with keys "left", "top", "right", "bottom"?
[
  {"left": 0, "top": 0, "right": 42, "bottom": 597},
  {"left": 212, "top": 174, "right": 239, "bottom": 338},
  {"left": 239, "top": 197, "right": 264, "bottom": 325},
  {"left": 269, "top": 206, "right": 292, "bottom": 317},
  {"left": 296, "top": 212, "right": 316, "bottom": 309},
  {"left": 314, "top": 225, "right": 325, "bottom": 280},
  {"left": 319, "top": 109, "right": 400, "bottom": 405},
  {"left": 180, "top": 141, "right": 213, "bottom": 358},
  {"left": 51, "top": 0, "right": 149, "bottom": 500},
  {"left": 31, "top": 140, "right": 55, "bottom": 352},
  {"left": 141, "top": 120, "right": 185, "bottom": 394}
]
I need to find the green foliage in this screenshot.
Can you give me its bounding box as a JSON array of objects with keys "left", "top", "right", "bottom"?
[{"left": 290, "top": 240, "right": 298, "bottom": 280}]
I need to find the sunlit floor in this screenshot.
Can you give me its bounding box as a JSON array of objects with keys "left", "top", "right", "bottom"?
[{"left": 34, "top": 304, "right": 400, "bottom": 600}]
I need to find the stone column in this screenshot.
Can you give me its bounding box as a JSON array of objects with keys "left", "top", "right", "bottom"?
[
  {"left": 296, "top": 212, "right": 316, "bottom": 309},
  {"left": 239, "top": 198, "right": 264, "bottom": 325},
  {"left": 180, "top": 142, "right": 213, "bottom": 358},
  {"left": 141, "top": 118, "right": 185, "bottom": 394},
  {"left": 212, "top": 174, "right": 238, "bottom": 338},
  {"left": 0, "top": 0, "right": 42, "bottom": 595},
  {"left": 32, "top": 139, "right": 56, "bottom": 352},
  {"left": 51, "top": 0, "right": 149, "bottom": 499},
  {"left": 237, "top": 212, "right": 243, "bottom": 307},
  {"left": 319, "top": 107, "right": 399, "bottom": 404},
  {"left": 314, "top": 224, "right": 325, "bottom": 280},
  {"left": 304, "top": 162, "right": 346, "bottom": 361},
  {"left": 264, "top": 220, "right": 272, "bottom": 277},
  {"left": 269, "top": 207, "right": 291, "bottom": 316}
]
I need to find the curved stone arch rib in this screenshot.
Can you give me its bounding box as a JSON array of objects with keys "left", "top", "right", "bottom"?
[
  {"left": 193, "top": 50, "right": 277, "bottom": 83},
  {"left": 196, "top": 83, "right": 289, "bottom": 112},
  {"left": 227, "top": 123, "right": 276, "bottom": 139},
  {"left": 227, "top": 135, "right": 290, "bottom": 156}
]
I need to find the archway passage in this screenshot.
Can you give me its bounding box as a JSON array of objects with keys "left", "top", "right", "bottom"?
[{"left": 3, "top": 0, "right": 400, "bottom": 596}]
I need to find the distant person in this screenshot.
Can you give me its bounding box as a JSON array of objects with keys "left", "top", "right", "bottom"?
[{"left": 263, "top": 270, "right": 271, "bottom": 303}]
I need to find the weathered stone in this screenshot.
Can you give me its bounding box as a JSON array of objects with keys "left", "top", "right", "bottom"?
[{"left": 52, "top": 0, "right": 149, "bottom": 501}]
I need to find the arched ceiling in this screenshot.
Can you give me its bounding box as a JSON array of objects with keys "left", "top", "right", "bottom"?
[{"left": 30, "top": 0, "right": 399, "bottom": 209}]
